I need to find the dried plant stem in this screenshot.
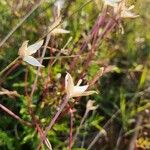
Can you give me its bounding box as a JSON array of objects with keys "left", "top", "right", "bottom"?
[
  {"left": 0, "top": 56, "right": 20, "bottom": 76},
  {"left": 0, "top": 0, "right": 43, "bottom": 48},
  {"left": 0, "top": 104, "right": 32, "bottom": 127}
]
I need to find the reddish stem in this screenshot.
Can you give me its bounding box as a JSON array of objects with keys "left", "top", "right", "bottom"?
[
  {"left": 69, "top": 108, "right": 74, "bottom": 150},
  {"left": 0, "top": 103, "right": 32, "bottom": 127}
]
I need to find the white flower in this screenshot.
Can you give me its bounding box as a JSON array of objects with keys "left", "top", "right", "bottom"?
[
  {"left": 103, "top": 0, "right": 121, "bottom": 7},
  {"left": 49, "top": 17, "right": 70, "bottom": 35},
  {"left": 65, "top": 72, "right": 97, "bottom": 99},
  {"left": 86, "top": 100, "right": 98, "bottom": 111},
  {"left": 18, "top": 40, "right": 44, "bottom": 67}
]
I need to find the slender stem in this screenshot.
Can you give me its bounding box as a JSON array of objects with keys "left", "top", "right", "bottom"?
[
  {"left": 51, "top": 37, "right": 73, "bottom": 66},
  {"left": 37, "top": 96, "right": 69, "bottom": 149},
  {"left": 30, "top": 34, "right": 51, "bottom": 98},
  {"left": 0, "top": 56, "right": 20, "bottom": 76},
  {"left": 69, "top": 108, "right": 74, "bottom": 150},
  {"left": 36, "top": 55, "right": 81, "bottom": 60},
  {"left": 45, "top": 96, "right": 69, "bottom": 134},
  {"left": 0, "top": 104, "right": 32, "bottom": 127},
  {"left": 29, "top": 34, "right": 52, "bottom": 149}
]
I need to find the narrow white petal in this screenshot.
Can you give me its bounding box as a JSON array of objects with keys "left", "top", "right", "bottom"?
[
  {"left": 73, "top": 85, "right": 89, "bottom": 96},
  {"left": 23, "top": 56, "right": 44, "bottom": 67},
  {"left": 27, "top": 40, "right": 44, "bottom": 55},
  {"left": 52, "top": 28, "right": 70, "bottom": 35},
  {"left": 65, "top": 73, "right": 74, "bottom": 97},
  {"left": 128, "top": 5, "right": 135, "bottom": 10},
  {"left": 77, "top": 90, "right": 98, "bottom": 97},
  {"left": 48, "top": 17, "right": 61, "bottom": 32},
  {"left": 121, "top": 11, "right": 139, "bottom": 18}
]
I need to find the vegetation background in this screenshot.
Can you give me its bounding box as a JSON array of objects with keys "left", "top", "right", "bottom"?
[{"left": 0, "top": 0, "right": 150, "bottom": 149}]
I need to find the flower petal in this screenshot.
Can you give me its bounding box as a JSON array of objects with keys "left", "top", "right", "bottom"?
[
  {"left": 65, "top": 73, "right": 74, "bottom": 97},
  {"left": 23, "top": 56, "right": 44, "bottom": 67},
  {"left": 128, "top": 5, "right": 135, "bottom": 10},
  {"left": 52, "top": 28, "right": 70, "bottom": 35},
  {"left": 73, "top": 85, "right": 89, "bottom": 96},
  {"left": 77, "top": 90, "right": 98, "bottom": 97},
  {"left": 121, "top": 10, "right": 139, "bottom": 18},
  {"left": 76, "top": 79, "right": 82, "bottom": 86},
  {"left": 27, "top": 40, "right": 44, "bottom": 55}
]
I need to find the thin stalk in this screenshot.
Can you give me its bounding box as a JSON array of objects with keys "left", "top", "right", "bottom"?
[
  {"left": 0, "top": 56, "right": 20, "bottom": 76},
  {"left": 51, "top": 36, "right": 73, "bottom": 66},
  {"left": 29, "top": 34, "right": 52, "bottom": 150},
  {"left": 37, "top": 55, "right": 81, "bottom": 60},
  {"left": 45, "top": 96, "right": 69, "bottom": 134},
  {"left": 37, "top": 96, "right": 69, "bottom": 149},
  {"left": 69, "top": 108, "right": 74, "bottom": 150},
  {"left": 30, "top": 34, "right": 51, "bottom": 98}
]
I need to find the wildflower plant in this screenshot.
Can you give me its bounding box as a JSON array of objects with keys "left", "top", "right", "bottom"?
[
  {"left": 0, "top": 0, "right": 149, "bottom": 150},
  {"left": 65, "top": 72, "right": 97, "bottom": 99}
]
